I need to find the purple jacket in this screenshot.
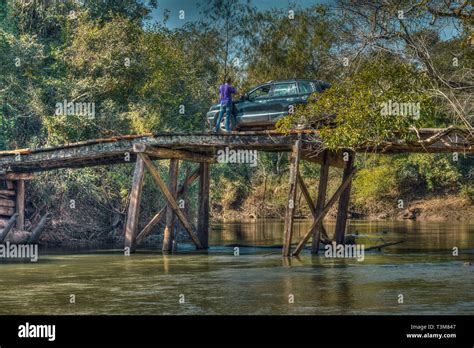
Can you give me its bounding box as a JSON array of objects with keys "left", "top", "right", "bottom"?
[{"left": 219, "top": 83, "right": 236, "bottom": 104}]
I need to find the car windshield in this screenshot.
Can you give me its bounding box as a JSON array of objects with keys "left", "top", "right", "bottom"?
[
  {"left": 298, "top": 81, "right": 313, "bottom": 94},
  {"left": 248, "top": 84, "right": 272, "bottom": 99},
  {"left": 272, "top": 83, "right": 297, "bottom": 97}
]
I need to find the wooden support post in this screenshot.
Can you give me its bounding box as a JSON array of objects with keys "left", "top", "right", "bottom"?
[
  {"left": 282, "top": 139, "right": 301, "bottom": 257},
  {"left": 139, "top": 154, "right": 203, "bottom": 249},
  {"left": 134, "top": 167, "right": 200, "bottom": 246},
  {"left": 335, "top": 151, "right": 355, "bottom": 245},
  {"left": 0, "top": 213, "right": 18, "bottom": 243},
  {"left": 297, "top": 168, "right": 329, "bottom": 242},
  {"left": 163, "top": 159, "right": 179, "bottom": 253},
  {"left": 27, "top": 213, "right": 51, "bottom": 244},
  {"left": 292, "top": 166, "right": 357, "bottom": 256},
  {"left": 312, "top": 150, "right": 330, "bottom": 254},
  {"left": 124, "top": 156, "right": 145, "bottom": 253},
  {"left": 16, "top": 179, "right": 25, "bottom": 230},
  {"left": 197, "top": 162, "right": 210, "bottom": 249}
]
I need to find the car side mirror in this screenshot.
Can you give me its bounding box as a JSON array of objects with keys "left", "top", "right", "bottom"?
[{"left": 242, "top": 93, "right": 249, "bottom": 100}]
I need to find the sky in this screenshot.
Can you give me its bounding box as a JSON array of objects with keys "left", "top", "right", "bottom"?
[
  {"left": 147, "top": 0, "right": 460, "bottom": 40},
  {"left": 149, "top": 0, "right": 332, "bottom": 29}
]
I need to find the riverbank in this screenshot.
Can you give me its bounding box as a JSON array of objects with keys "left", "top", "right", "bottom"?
[{"left": 211, "top": 195, "right": 473, "bottom": 222}]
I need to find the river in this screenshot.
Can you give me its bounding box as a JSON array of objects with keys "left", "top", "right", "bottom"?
[{"left": 0, "top": 219, "right": 473, "bottom": 315}]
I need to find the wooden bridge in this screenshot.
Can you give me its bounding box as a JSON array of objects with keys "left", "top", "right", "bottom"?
[{"left": 0, "top": 127, "right": 472, "bottom": 256}]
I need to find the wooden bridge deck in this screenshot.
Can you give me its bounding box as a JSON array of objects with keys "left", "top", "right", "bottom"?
[{"left": 0, "top": 127, "right": 472, "bottom": 175}]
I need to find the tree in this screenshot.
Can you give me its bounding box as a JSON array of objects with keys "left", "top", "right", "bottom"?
[
  {"left": 332, "top": 0, "right": 473, "bottom": 128},
  {"left": 199, "top": 0, "right": 255, "bottom": 84},
  {"left": 244, "top": 5, "right": 337, "bottom": 88},
  {"left": 278, "top": 55, "right": 434, "bottom": 150}
]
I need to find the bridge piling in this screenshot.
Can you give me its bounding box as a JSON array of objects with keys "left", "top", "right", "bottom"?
[
  {"left": 312, "top": 150, "right": 330, "bottom": 254},
  {"left": 197, "top": 162, "right": 210, "bottom": 249},
  {"left": 124, "top": 156, "right": 145, "bottom": 253},
  {"left": 15, "top": 179, "right": 25, "bottom": 230},
  {"left": 335, "top": 151, "right": 355, "bottom": 245},
  {"left": 162, "top": 159, "right": 179, "bottom": 253},
  {"left": 282, "top": 139, "right": 301, "bottom": 257}
]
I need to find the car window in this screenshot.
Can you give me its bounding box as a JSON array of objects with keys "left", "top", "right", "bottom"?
[
  {"left": 298, "top": 81, "right": 313, "bottom": 94},
  {"left": 248, "top": 84, "right": 272, "bottom": 99},
  {"left": 272, "top": 83, "right": 298, "bottom": 97}
]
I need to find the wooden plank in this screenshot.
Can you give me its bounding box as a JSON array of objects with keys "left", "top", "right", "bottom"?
[
  {"left": 0, "top": 189, "right": 16, "bottom": 196},
  {"left": 197, "top": 162, "right": 210, "bottom": 249},
  {"left": 0, "top": 199, "right": 15, "bottom": 207},
  {"left": 282, "top": 139, "right": 301, "bottom": 257},
  {"left": 335, "top": 151, "right": 355, "bottom": 245},
  {"left": 124, "top": 156, "right": 145, "bottom": 253},
  {"left": 0, "top": 207, "right": 14, "bottom": 215},
  {"left": 163, "top": 159, "right": 179, "bottom": 253},
  {"left": 301, "top": 150, "right": 345, "bottom": 168},
  {"left": 135, "top": 167, "right": 200, "bottom": 246},
  {"left": 0, "top": 174, "right": 34, "bottom": 180},
  {"left": 133, "top": 143, "right": 216, "bottom": 163},
  {"left": 292, "top": 166, "right": 357, "bottom": 256},
  {"left": 139, "top": 154, "right": 203, "bottom": 249},
  {"left": 312, "top": 150, "right": 330, "bottom": 253}
]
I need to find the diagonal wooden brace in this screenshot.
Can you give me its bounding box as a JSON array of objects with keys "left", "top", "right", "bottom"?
[
  {"left": 296, "top": 169, "right": 330, "bottom": 241},
  {"left": 139, "top": 153, "right": 204, "bottom": 249},
  {"left": 292, "top": 166, "right": 357, "bottom": 256},
  {"left": 135, "top": 167, "right": 200, "bottom": 246}
]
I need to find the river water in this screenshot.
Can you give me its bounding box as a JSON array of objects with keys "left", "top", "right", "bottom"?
[{"left": 0, "top": 219, "right": 473, "bottom": 315}]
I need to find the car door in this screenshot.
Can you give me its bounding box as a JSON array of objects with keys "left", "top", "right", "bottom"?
[
  {"left": 298, "top": 81, "right": 313, "bottom": 102},
  {"left": 237, "top": 84, "right": 273, "bottom": 125},
  {"left": 267, "top": 82, "right": 299, "bottom": 123}
]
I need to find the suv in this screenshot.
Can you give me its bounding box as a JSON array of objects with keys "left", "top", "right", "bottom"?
[{"left": 207, "top": 79, "right": 330, "bottom": 131}]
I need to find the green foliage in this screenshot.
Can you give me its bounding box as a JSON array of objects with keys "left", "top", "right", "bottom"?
[
  {"left": 279, "top": 56, "right": 435, "bottom": 149},
  {"left": 460, "top": 184, "right": 474, "bottom": 203},
  {"left": 353, "top": 164, "right": 398, "bottom": 206},
  {"left": 244, "top": 5, "right": 335, "bottom": 88},
  {"left": 394, "top": 154, "right": 461, "bottom": 194}
]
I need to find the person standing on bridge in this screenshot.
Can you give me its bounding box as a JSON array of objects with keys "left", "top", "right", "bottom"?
[{"left": 215, "top": 77, "right": 237, "bottom": 133}]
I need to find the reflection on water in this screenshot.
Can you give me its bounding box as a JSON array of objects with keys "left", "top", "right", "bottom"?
[{"left": 0, "top": 219, "right": 472, "bottom": 315}]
